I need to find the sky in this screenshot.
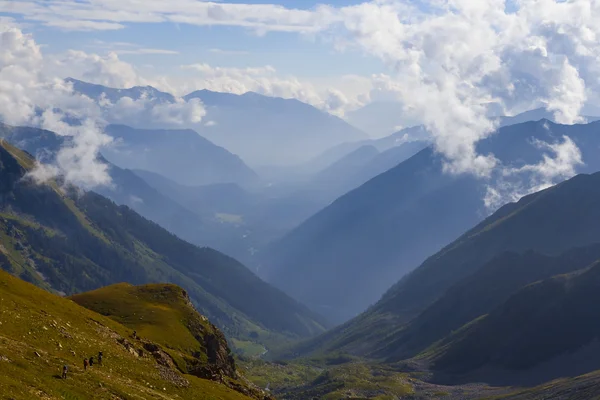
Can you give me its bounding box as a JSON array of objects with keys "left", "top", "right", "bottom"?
[
  {"left": 1, "top": 0, "right": 600, "bottom": 200},
  {"left": 0, "top": 0, "right": 390, "bottom": 116}
]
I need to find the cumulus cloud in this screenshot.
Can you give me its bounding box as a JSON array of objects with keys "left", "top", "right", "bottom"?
[
  {"left": 317, "top": 0, "right": 600, "bottom": 184},
  {"left": 0, "top": 25, "right": 113, "bottom": 188},
  {"left": 484, "top": 133, "right": 584, "bottom": 210},
  {"left": 97, "top": 94, "right": 206, "bottom": 129},
  {"left": 49, "top": 50, "right": 146, "bottom": 89}
]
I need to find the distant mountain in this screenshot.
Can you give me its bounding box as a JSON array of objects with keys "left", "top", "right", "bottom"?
[
  {"left": 68, "top": 79, "right": 367, "bottom": 167},
  {"left": 311, "top": 126, "right": 429, "bottom": 172},
  {"left": 0, "top": 139, "right": 327, "bottom": 342},
  {"left": 496, "top": 107, "right": 600, "bottom": 127},
  {"left": 327, "top": 107, "right": 600, "bottom": 171},
  {"left": 262, "top": 120, "right": 600, "bottom": 324},
  {"left": 131, "top": 168, "right": 329, "bottom": 267},
  {"left": 306, "top": 141, "right": 430, "bottom": 204},
  {"left": 185, "top": 90, "right": 368, "bottom": 166},
  {"left": 66, "top": 77, "right": 175, "bottom": 103},
  {"left": 132, "top": 169, "right": 254, "bottom": 218},
  {"left": 344, "top": 101, "right": 420, "bottom": 138},
  {"left": 103, "top": 124, "right": 258, "bottom": 187},
  {"left": 284, "top": 171, "right": 600, "bottom": 362},
  {"left": 311, "top": 145, "right": 379, "bottom": 189}
]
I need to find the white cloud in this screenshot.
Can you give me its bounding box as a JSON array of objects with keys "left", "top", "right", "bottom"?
[
  {"left": 0, "top": 25, "right": 113, "bottom": 188},
  {"left": 49, "top": 50, "right": 146, "bottom": 88},
  {"left": 315, "top": 0, "right": 600, "bottom": 181},
  {"left": 87, "top": 40, "right": 179, "bottom": 55},
  {"left": 484, "top": 134, "right": 584, "bottom": 210},
  {"left": 0, "top": 0, "right": 336, "bottom": 32}
]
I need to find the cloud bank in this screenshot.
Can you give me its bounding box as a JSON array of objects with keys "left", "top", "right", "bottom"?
[{"left": 0, "top": 24, "right": 207, "bottom": 187}]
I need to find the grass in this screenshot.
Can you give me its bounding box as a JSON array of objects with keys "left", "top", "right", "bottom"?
[
  {"left": 239, "top": 358, "right": 322, "bottom": 392},
  {"left": 70, "top": 283, "right": 212, "bottom": 355},
  {"left": 240, "top": 358, "right": 415, "bottom": 400},
  {"left": 0, "top": 270, "right": 253, "bottom": 400},
  {"left": 231, "top": 339, "right": 267, "bottom": 358}
]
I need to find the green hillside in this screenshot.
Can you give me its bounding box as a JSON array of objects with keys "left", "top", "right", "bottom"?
[
  {"left": 0, "top": 269, "right": 261, "bottom": 400},
  {"left": 0, "top": 139, "right": 325, "bottom": 349},
  {"left": 431, "top": 257, "right": 600, "bottom": 383}
]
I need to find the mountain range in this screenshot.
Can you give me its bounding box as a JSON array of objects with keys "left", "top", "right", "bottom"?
[
  {"left": 262, "top": 119, "right": 600, "bottom": 323},
  {"left": 68, "top": 79, "right": 367, "bottom": 167},
  {"left": 283, "top": 171, "right": 600, "bottom": 382},
  {"left": 0, "top": 139, "right": 326, "bottom": 345}
]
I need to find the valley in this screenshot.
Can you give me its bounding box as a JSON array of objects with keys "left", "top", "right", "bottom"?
[{"left": 3, "top": 9, "right": 600, "bottom": 398}]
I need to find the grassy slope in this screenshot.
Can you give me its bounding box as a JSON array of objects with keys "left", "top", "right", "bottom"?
[
  {"left": 70, "top": 284, "right": 215, "bottom": 359},
  {"left": 0, "top": 270, "right": 252, "bottom": 400}
]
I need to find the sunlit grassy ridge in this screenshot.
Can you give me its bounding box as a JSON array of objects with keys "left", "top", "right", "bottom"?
[
  {"left": 0, "top": 270, "right": 253, "bottom": 400},
  {"left": 70, "top": 283, "right": 212, "bottom": 356}
]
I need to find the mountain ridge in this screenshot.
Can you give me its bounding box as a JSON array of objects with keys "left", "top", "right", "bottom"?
[{"left": 262, "top": 119, "right": 600, "bottom": 324}]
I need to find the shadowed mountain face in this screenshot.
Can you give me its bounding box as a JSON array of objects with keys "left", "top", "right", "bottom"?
[
  {"left": 183, "top": 90, "right": 368, "bottom": 166},
  {"left": 103, "top": 124, "right": 258, "bottom": 187},
  {"left": 431, "top": 248, "right": 600, "bottom": 386},
  {"left": 262, "top": 120, "right": 600, "bottom": 324},
  {"left": 0, "top": 139, "right": 327, "bottom": 341},
  {"left": 283, "top": 171, "right": 600, "bottom": 362}
]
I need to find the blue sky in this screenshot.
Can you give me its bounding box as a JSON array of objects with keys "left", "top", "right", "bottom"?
[{"left": 2, "top": 0, "right": 385, "bottom": 81}]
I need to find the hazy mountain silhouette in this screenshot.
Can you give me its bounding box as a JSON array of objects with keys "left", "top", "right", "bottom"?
[{"left": 262, "top": 120, "right": 600, "bottom": 324}]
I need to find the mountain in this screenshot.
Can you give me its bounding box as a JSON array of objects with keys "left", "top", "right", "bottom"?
[
  {"left": 68, "top": 79, "right": 367, "bottom": 167},
  {"left": 331, "top": 107, "right": 600, "bottom": 170},
  {"left": 344, "top": 101, "right": 420, "bottom": 138},
  {"left": 0, "top": 139, "right": 327, "bottom": 343},
  {"left": 310, "top": 126, "right": 429, "bottom": 172},
  {"left": 431, "top": 248, "right": 600, "bottom": 386},
  {"left": 496, "top": 107, "right": 600, "bottom": 127},
  {"left": 0, "top": 269, "right": 268, "bottom": 399},
  {"left": 306, "top": 141, "right": 430, "bottom": 205},
  {"left": 130, "top": 168, "right": 329, "bottom": 268},
  {"left": 103, "top": 124, "right": 258, "bottom": 187},
  {"left": 285, "top": 171, "right": 600, "bottom": 361},
  {"left": 0, "top": 122, "right": 256, "bottom": 261},
  {"left": 66, "top": 77, "right": 175, "bottom": 103},
  {"left": 132, "top": 169, "right": 254, "bottom": 219},
  {"left": 262, "top": 120, "right": 600, "bottom": 324},
  {"left": 185, "top": 90, "right": 368, "bottom": 166}
]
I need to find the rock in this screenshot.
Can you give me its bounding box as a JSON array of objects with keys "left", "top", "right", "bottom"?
[{"left": 34, "top": 351, "right": 41, "bottom": 357}]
